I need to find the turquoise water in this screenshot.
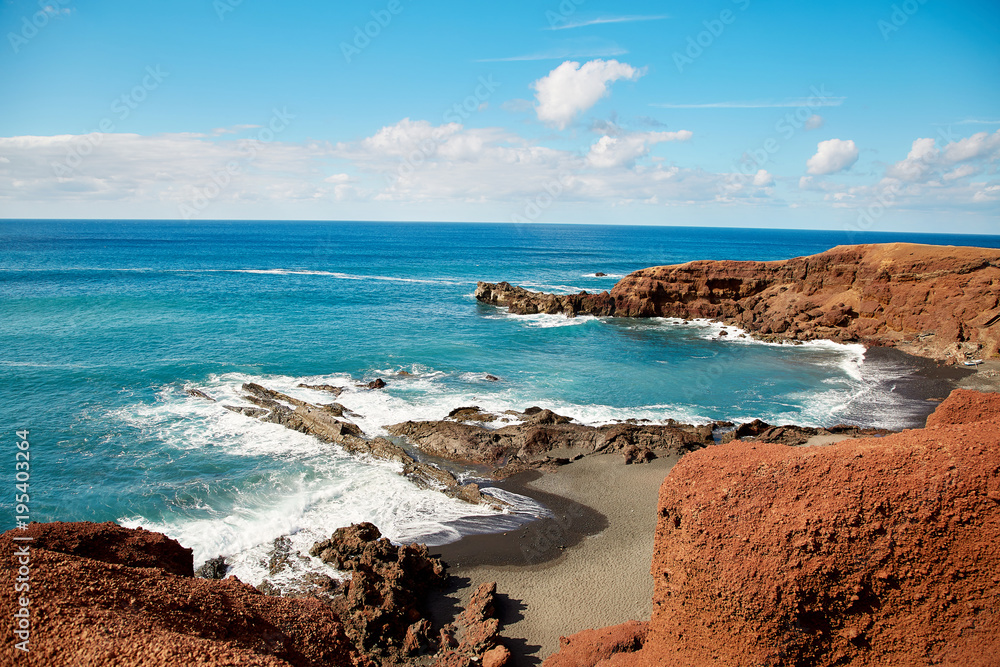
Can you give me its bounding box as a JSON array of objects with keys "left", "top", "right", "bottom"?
[{"left": 3, "top": 220, "right": 999, "bottom": 584}]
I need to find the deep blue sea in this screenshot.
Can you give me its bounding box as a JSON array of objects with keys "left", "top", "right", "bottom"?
[{"left": 3, "top": 220, "right": 999, "bottom": 586}]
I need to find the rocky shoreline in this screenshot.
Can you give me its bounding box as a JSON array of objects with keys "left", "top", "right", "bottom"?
[
  {"left": 475, "top": 242, "right": 1000, "bottom": 364},
  {"left": 6, "top": 242, "right": 999, "bottom": 665}
]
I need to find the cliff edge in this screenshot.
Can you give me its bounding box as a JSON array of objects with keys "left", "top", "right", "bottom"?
[
  {"left": 544, "top": 388, "right": 1000, "bottom": 666},
  {"left": 476, "top": 243, "right": 1000, "bottom": 362}
]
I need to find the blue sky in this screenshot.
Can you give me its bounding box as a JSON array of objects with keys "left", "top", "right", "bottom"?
[{"left": 1, "top": 0, "right": 998, "bottom": 232}]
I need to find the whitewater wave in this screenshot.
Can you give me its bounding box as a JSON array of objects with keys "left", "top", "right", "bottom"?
[
  {"left": 482, "top": 310, "right": 600, "bottom": 328},
  {"left": 110, "top": 375, "right": 548, "bottom": 587}
]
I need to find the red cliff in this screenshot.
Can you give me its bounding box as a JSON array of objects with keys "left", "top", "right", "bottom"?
[
  {"left": 544, "top": 389, "right": 1000, "bottom": 666},
  {"left": 476, "top": 243, "right": 1000, "bottom": 362}
]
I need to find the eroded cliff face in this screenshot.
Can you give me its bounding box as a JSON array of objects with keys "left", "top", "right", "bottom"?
[
  {"left": 477, "top": 243, "right": 1000, "bottom": 362},
  {"left": 544, "top": 389, "right": 1000, "bottom": 667}
]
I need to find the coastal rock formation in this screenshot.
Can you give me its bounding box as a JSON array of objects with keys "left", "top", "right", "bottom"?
[
  {"left": 544, "top": 389, "right": 1000, "bottom": 666},
  {"left": 306, "top": 523, "right": 509, "bottom": 666},
  {"left": 721, "top": 420, "right": 894, "bottom": 446},
  {"left": 225, "top": 383, "right": 500, "bottom": 508},
  {"left": 386, "top": 409, "right": 715, "bottom": 477},
  {"left": 309, "top": 523, "right": 447, "bottom": 661},
  {"left": 543, "top": 620, "right": 647, "bottom": 667},
  {"left": 434, "top": 582, "right": 510, "bottom": 667},
  {"left": 0, "top": 522, "right": 367, "bottom": 667},
  {"left": 476, "top": 243, "right": 1000, "bottom": 362}
]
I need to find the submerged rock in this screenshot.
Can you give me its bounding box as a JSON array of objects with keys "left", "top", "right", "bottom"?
[
  {"left": 227, "top": 382, "right": 504, "bottom": 509},
  {"left": 185, "top": 387, "right": 216, "bottom": 402},
  {"left": 298, "top": 382, "right": 345, "bottom": 396}
]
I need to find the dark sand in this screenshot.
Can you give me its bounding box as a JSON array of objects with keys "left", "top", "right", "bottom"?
[
  {"left": 426, "top": 346, "right": 996, "bottom": 665},
  {"left": 431, "top": 453, "right": 679, "bottom": 664},
  {"left": 844, "top": 345, "right": 975, "bottom": 428}
]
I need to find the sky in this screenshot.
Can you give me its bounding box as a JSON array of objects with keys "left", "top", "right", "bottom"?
[{"left": 0, "top": 0, "right": 998, "bottom": 233}]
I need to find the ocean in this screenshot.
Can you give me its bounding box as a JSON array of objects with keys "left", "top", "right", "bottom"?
[{"left": 3, "top": 220, "right": 999, "bottom": 588}]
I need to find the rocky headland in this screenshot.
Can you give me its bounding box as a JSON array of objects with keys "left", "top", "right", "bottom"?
[{"left": 476, "top": 243, "right": 1000, "bottom": 363}]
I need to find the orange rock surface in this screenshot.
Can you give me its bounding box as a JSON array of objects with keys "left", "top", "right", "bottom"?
[
  {"left": 477, "top": 243, "right": 1000, "bottom": 362},
  {"left": 544, "top": 389, "right": 1000, "bottom": 666},
  {"left": 0, "top": 522, "right": 368, "bottom": 667}
]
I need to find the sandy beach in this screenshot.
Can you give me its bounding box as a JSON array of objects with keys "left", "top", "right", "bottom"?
[
  {"left": 427, "top": 352, "right": 1000, "bottom": 664},
  {"left": 432, "top": 452, "right": 679, "bottom": 664},
  {"left": 956, "top": 360, "right": 1000, "bottom": 393}
]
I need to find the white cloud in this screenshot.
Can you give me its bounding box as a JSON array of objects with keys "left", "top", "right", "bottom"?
[
  {"left": 885, "top": 137, "right": 938, "bottom": 182},
  {"left": 547, "top": 15, "right": 669, "bottom": 31},
  {"left": 0, "top": 133, "right": 335, "bottom": 212},
  {"left": 586, "top": 130, "right": 691, "bottom": 169},
  {"left": 941, "top": 130, "right": 1000, "bottom": 163},
  {"left": 806, "top": 139, "right": 859, "bottom": 175},
  {"left": 804, "top": 115, "right": 824, "bottom": 130},
  {"left": 357, "top": 118, "right": 461, "bottom": 157},
  {"left": 753, "top": 169, "right": 774, "bottom": 187},
  {"left": 884, "top": 130, "right": 1000, "bottom": 184},
  {"left": 476, "top": 42, "right": 627, "bottom": 63},
  {"left": 942, "top": 164, "right": 978, "bottom": 181},
  {"left": 532, "top": 59, "right": 644, "bottom": 130}
]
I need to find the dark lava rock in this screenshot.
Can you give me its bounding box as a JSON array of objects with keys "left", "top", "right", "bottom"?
[{"left": 195, "top": 555, "right": 229, "bottom": 580}]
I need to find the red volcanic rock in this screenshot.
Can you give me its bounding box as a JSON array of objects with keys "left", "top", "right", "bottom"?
[
  {"left": 542, "top": 620, "right": 647, "bottom": 667},
  {"left": 13, "top": 520, "right": 195, "bottom": 577},
  {"left": 926, "top": 387, "right": 1000, "bottom": 427},
  {"left": 476, "top": 243, "right": 1000, "bottom": 362},
  {"left": 0, "top": 522, "right": 367, "bottom": 667},
  {"left": 546, "top": 390, "right": 1000, "bottom": 666}
]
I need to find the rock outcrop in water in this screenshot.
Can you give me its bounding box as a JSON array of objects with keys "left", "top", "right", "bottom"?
[
  {"left": 543, "top": 388, "right": 1000, "bottom": 666},
  {"left": 476, "top": 243, "right": 1000, "bottom": 363},
  {"left": 386, "top": 407, "right": 716, "bottom": 478},
  {"left": 224, "top": 383, "right": 500, "bottom": 508}
]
